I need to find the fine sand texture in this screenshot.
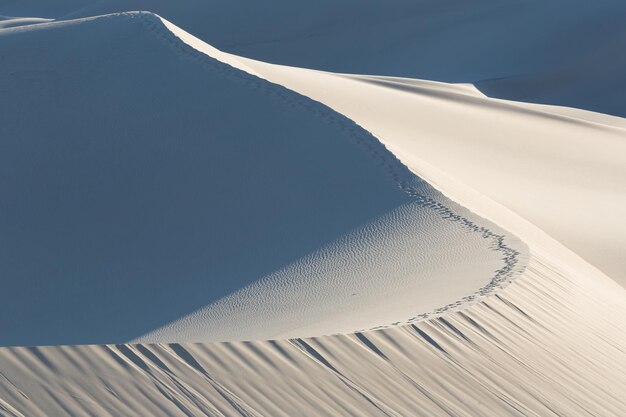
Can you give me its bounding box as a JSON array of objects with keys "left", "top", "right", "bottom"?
[
  {"left": 1, "top": 248, "right": 624, "bottom": 416},
  {"left": 164, "top": 18, "right": 626, "bottom": 287},
  {"left": 0, "top": 13, "right": 521, "bottom": 346},
  {"left": 0, "top": 4, "right": 624, "bottom": 417}
]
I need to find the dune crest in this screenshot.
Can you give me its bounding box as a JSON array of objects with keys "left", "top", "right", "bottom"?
[
  {"left": 0, "top": 4, "right": 624, "bottom": 417},
  {"left": 0, "top": 12, "right": 522, "bottom": 346}
]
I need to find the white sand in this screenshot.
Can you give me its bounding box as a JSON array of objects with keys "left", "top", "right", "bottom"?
[
  {"left": 0, "top": 13, "right": 520, "bottom": 346},
  {"left": 1, "top": 247, "right": 624, "bottom": 416},
  {"left": 0, "top": 4, "right": 624, "bottom": 417},
  {"left": 200, "top": 50, "right": 626, "bottom": 286}
]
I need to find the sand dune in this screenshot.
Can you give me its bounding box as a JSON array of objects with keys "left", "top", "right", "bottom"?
[
  {"left": 0, "top": 3, "right": 624, "bottom": 417},
  {"left": 234, "top": 62, "right": 626, "bottom": 286},
  {"left": 0, "top": 13, "right": 522, "bottom": 346},
  {"left": 160, "top": 18, "right": 626, "bottom": 286},
  {"left": 1, "top": 244, "right": 624, "bottom": 416}
]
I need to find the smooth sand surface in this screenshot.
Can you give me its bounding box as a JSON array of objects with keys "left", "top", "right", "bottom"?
[
  {"left": 247, "top": 67, "right": 626, "bottom": 286},
  {"left": 0, "top": 13, "right": 520, "bottom": 346},
  {"left": 163, "top": 18, "right": 626, "bottom": 287},
  {"left": 0, "top": 4, "right": 624, "bottom": 416}
]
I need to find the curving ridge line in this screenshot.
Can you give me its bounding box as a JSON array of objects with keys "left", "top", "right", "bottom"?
[
  {"left": 124, "top": 10, "right": 527, "bottom": 328},
  {"left": 0, "top": 10, "right": 527, "bottom": 339},
  {"left": 2, "top": 253, "right": 624, "bottom": 416},
  {"left": 1, "top": 10, "right": 625, "bottom": 417},
  {"left": 0, "top": 10, "right": 529, "bottom": 347}
]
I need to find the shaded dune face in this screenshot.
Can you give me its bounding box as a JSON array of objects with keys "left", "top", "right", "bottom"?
[
  {"left": 0, "top": 14, "right": 521, "bottom": 346},
  {"left": 0, "top": 4, "right": 623, "bottom": 417}
]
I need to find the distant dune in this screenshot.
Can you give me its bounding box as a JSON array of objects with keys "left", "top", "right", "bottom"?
[{"left": 0, "top": 2, "right": 624, "bottom": 417}]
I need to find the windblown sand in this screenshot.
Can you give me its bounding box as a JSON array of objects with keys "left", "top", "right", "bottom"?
[{"left": 0, "top": 2, "right": 624, "bottom": 416}]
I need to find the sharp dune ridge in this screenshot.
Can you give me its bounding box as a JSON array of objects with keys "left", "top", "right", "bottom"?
[
  {"left": 0, "top": 2, "right": 625, "bottom": 417},
  {"left": 129, "top": 12, "right": 526, "bottom": 342},
  {"left": 215, "top": 53, "right": 626, "bottom": 286},
  {"left": 0, "top": 12, "right": 524, "bottom": 346},
  {"left": 157, "top": 13, "right": 626, "bottom": 285}
]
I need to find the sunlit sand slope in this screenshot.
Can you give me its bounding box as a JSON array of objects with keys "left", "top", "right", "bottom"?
[
  {"left": 0, "top": 8, "right": 624, "bottom": 417},
  {"left": 0, "top": 13, "right": 521, "bottom": 346},
  {"left": 1, "top": 254, "right": 624, "bottom": 416},
  {"left": 205, "top": 47, "right": 626, "bottom": 286}
]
